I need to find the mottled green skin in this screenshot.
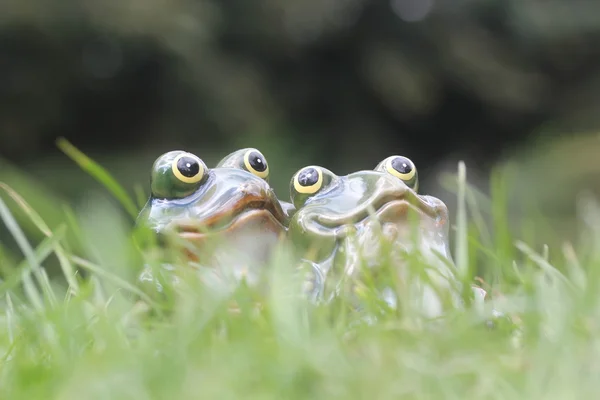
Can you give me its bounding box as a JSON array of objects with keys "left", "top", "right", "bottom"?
[{"left": 288, "top": 159, "right": 457, "bottom": 314}]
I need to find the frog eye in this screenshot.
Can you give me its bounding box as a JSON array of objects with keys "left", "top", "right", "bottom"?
[
  {"left": 243, "top": 149, "right": 269, "bottom": 179},
  {"left": 377, "top": 155, "right": 419, "bottom": 191},
  {"left": 290, "top": 166, "right": 335, "bottom": 209},
  {"left": 293, "top": 167, "right": 323, "bottom": 194},
  {"left": 151, "top": 151, "right": 209, "bottom": 199},
  {"left": 215, "top": 148, "right": 270, "bottom": 182},
  {"left": 172, "top": 153, "right": 205, "bottom": 184}
]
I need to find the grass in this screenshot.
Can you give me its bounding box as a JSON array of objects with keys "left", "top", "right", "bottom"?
[{"left": 0, "top": 140, "right": 598, "bottom": 398}]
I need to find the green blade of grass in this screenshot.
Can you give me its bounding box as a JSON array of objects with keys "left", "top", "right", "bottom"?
[
  {"left": 0, "top": 196, "right": 44, "bottom": 312},
  {"left": 0, "top": 183, "right": 52, "bottom": 237},
  {"left": 56, "top": 138, "right": 139, "bottom": 219},
  {"left": 0, "top": 183, "right": 80, "bottom": 294},
  {"left": 490, "top": 167, "right": 516, "bottom": 281},
  {"left": 90, "top": 275, "right": 108, "bottom": 309},
  {"left": 5, "top": 294, "right": 15, "bottom": 345},
  {"left": 464, "top": 183, "right": 493, "bottom": 249},
  {"left": 455, "top": 161, "right": 468, "bottom": 279},
  {"left": 515, "top": 241, "right": 576, "bottom": 293},
  {"left": 0, "top": 157, "right": 68, "bottom": 243},
  {"left": 39, "top": 268, "right": 58, "bottom": 309},
  {"left": 0, "top": 241, "right": 17, "bottom": 278},
  {"left": 69, "top": 255, "right": 163, "bottom": 315},
  {"left": 133, "top": 183, "right": 149, "bottom": 211},
  {"left": 0, "top": 225, "right": 66, "bottom": 300}
]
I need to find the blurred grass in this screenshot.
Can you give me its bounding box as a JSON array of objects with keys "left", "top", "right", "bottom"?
[
  {"left": 56, "top": 138, "right": 139, "bottom": 220},
  {"left": 0, "top": 142, "right": 599, "bottom": 397}
]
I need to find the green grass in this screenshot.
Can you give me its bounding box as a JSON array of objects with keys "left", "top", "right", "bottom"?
[{"left": 0, "top": 142, "right": 598, "bottom": 399}]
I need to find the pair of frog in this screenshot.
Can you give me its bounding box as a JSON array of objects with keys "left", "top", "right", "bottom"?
[{"left": 137, "top": 148, "right": 478, "bottom": 315}]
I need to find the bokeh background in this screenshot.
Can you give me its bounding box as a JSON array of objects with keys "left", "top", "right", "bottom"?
[{"left": 2, "top": 0, "right": 600, "bottom": 257}]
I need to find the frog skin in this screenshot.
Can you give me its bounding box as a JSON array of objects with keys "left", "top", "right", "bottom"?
[
  {"left": 137, "top": 147, "right": 292, "bottom": 287},
  {"left": 288, "top": 155, "right": 462, "bottom": 316},
  {"left": 215, "top": 148, "right": 297, "bottom": 221}
]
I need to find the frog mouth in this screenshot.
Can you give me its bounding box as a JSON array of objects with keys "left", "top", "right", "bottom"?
[
  {"left": 168, "top": 196, "right": 287, "bottom": 242},
  {"left": 315, "top": 191, "right": 442, "bottom": 229}
]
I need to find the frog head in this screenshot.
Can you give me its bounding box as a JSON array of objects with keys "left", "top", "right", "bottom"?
[{"left": 138, "top": 148, "right": 290, "bottom": 284}]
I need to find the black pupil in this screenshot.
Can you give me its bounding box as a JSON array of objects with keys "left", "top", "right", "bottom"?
[
  {"left": 248, "top": 152, "right": 267, "bottom": 172},
  {"left": 298, "top": 168, "right": 319, "bottom": 187},
  {"left": 391, "top": 157, "right": 412, "bottom": 175},
  {"left": 177, "top": 156, "right": 200, "bottom": 178}
]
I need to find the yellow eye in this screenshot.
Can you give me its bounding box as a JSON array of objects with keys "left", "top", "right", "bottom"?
[
  {"left": 386, "top": 156, "right": 416, "bottom": 181},
  {"left": 243, "top": 149, "right": 269, "bottom": 179},
  {"left": 293, "top": 166, "right": 323, "bottom": 194},
  {"left": 171, "top": 153, "right": 205, "bottom": 184}
]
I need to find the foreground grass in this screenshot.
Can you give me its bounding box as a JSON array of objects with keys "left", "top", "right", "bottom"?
[{"left": 1, "top": 151, "right": 600, "bottom": 398}]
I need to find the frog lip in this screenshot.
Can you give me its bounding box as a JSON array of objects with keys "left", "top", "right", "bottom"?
[
  {"left": 168, "top": 208, "right": 286, "bottom": 264},
  {"left": 314, "top": 190, "right": 440, "bottom": 229},
  {"left": 170, "top": 197, "right": 286, "bottom": 237},
  {"left": 176, "top": 209, "right": 286, "bottom": 247}
]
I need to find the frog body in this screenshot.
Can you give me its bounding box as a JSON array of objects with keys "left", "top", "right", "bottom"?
[
  {"left": 288, "top": 155, "right": 460, "bottom": 316},
  {"left": 137, "top": 148, "right": 290, "bottom": 287}
]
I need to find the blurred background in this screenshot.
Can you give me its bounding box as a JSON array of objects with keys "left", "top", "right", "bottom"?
[{"left": 2, "top": 0, "right": 600, "bottom": 258}]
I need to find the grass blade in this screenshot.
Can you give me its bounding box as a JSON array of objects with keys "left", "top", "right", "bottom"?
[
  {"left": 455, "top": 161, "right": 469, "bottom": 278},
  {"left": 39, "top": 268, "right": 58, "bottom": 309},
  {"left": 134, "top": 183, "right": 148, "bottom": 210},
  {"left": 0, "top": 183, "right": 52, "bottom": 237},
  {"left": 6, "top": 294, "right": 15, "bottom": 345},
  {"left": 0, "top": 158, "right": 68, "bottom": 242},
  {"left": 69, "top": 255, "right": 162, "bottom": 315},
  {"left": 0, "top": 225, "right": 66, "bottom": 299},
  {"left": 0, "top": 183, "right": 80, "bottom": 293},
  {"left": 0, "top": 196, "right": 44, "bottom": 311},
  {"left": 56, "top": 137, "right": 139, "bottom": 219},
  {"left": 515, "top": 241, "right": 576, "bottom": 292}
]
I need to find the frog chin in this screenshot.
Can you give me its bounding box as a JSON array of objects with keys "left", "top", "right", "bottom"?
[{"left": 157, "top": 209, "right": 286, "bottom": 266}]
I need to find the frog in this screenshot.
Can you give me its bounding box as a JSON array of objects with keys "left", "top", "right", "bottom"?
[
  {"left": 136, "top": 147, "right": 297, "bottom": 290},
  {"left": 287, "top": 155, "right": 464, "bottom": 317}
]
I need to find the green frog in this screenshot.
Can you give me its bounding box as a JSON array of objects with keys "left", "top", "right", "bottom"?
[
  {"left": 287, "top": 155, "right": 464, "bottom": 316},
  {"left": 137, "top": 147, "right": 300, "bottom": 290}
]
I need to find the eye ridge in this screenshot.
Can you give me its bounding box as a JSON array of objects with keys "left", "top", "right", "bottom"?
[{"left": 177, "top": 156, "right": 201, "bottom": 177}]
